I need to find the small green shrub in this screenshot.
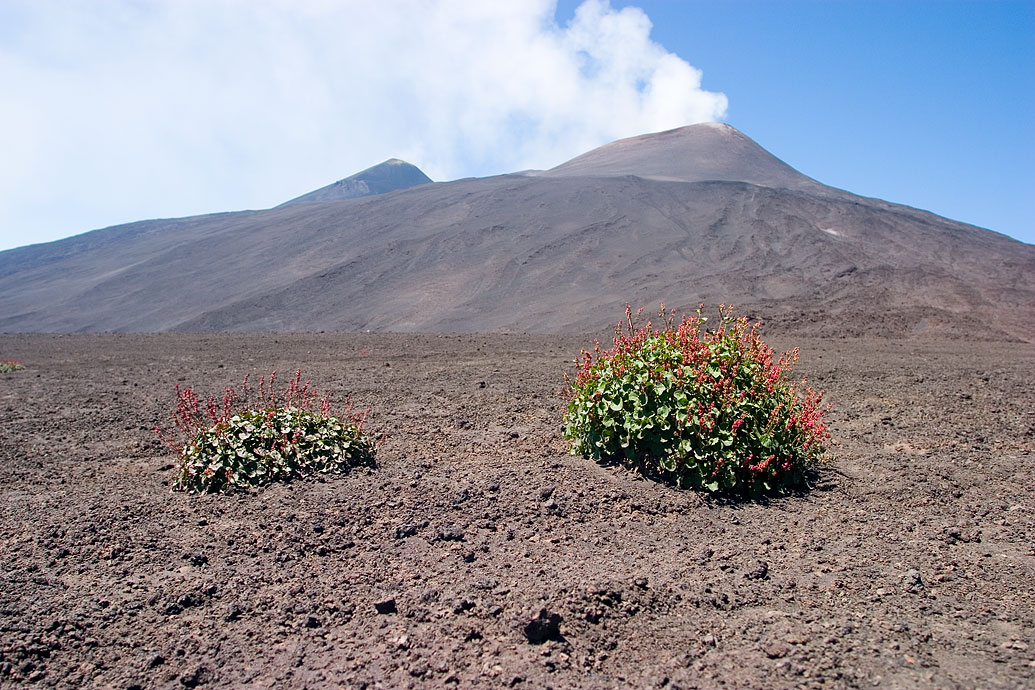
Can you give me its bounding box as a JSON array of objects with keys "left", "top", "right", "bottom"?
[
  {"left": 562, "top": 305, "right": 831, "bottom": 494},
  {"left": 0, "top": 359, "right": 25, "bottom": 373},
  {"left": 158, "top": 369, "right": 375, "bottom": 494}
]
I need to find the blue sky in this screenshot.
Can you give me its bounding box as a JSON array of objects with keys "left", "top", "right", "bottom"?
[
  {"left": 0, "top": 0, "right": 1031, "bottom": 252},
  {"left": 577, "top": 0, "right": 1034, "bottom": 245}
]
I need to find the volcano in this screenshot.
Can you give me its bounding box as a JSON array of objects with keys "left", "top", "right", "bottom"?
[{"left": 1, "top": 123, "right": 1032, "bottom": 340}]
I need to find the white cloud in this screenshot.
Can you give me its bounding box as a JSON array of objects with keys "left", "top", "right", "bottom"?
[{"left": 0, "top": 0, "right": 727, "bottom": 251}]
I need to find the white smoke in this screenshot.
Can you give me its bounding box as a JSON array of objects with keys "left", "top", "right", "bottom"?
[{"left": 0, "top": 0, "right": 727, "bottom": 250}]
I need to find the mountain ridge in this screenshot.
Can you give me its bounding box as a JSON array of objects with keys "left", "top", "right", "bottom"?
[{"left": 1, "top": 123, "right": 1032, "bottom": 340}]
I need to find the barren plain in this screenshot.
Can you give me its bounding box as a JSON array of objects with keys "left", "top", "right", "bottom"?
[{"left": 1, "top": 332, "right": 1033, "bottom": 689}]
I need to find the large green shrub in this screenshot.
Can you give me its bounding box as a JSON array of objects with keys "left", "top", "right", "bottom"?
[
  {"left": 563, "top": 305, "right": 830, "bottom": 493},
  {"left": 158, "top": 370, "right": 375, "bottom": 494}
]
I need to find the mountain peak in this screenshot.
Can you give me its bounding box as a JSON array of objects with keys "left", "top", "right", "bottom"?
[
  {"left": 281, "top": 158, "right": 432, "bottom": 205},
  {"left": 544, "top": 122, "right": 820, "bottom": 191}
]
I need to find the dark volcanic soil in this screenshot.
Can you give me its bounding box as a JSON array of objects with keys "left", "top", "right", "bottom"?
[{"left": 1, "top": 333, "right": 1033, "bottom": 689}]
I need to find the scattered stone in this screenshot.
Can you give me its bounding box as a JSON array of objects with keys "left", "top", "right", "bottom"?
[
  {"left": 374, "top": 598, "right": 397, "bottom": 615},
  {"left": 538, "top": 486, "right": 555, "bottom": 500},
  {"left": 434, "top": 526, "right": 465, "bottom": 542},
  {"left": 744, "top": 560, "right": 769, "bottom": 580},
  {"left": 523, "top": 609, "right": 562, "bottom": 644},
  {"left": 182, "top": 551, "right": 208, "bottom": 567},
  {"left": 304, "top": 615, "right": 321, "bottom": 628},
  {"left": 784, "top": 629, "right": 808, "bottom": 645},
  {"left": 901, "top": 569, "right": 924, "bottom": 594},
  {"left": 764, "top": 641, "right": 790, "bottom": 659},
  {"left": 395, "top": 522, "right": 427, "bottom": 539},
  {"left": 943, "top": 526, "right": 981, "bottom": 544},
  {"left": 633, "top": 577, "right": 648, "bottom": 590},
  {"left": 223, "top": 604, "right": 243, "bottom": 622},
  {"left": 178, "top": 665, "right": 211, "bottom": 688},
  {"left": 453, "top": 599, "right": 476, "bottom": 614}
]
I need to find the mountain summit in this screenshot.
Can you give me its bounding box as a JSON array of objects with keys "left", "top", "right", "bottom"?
[
  {"left": 543, "top": 122, "right": 824, "bottom": 192},
  {"left": 1, "top": 124, "right": 1032, "bottom": 340},
  {"left": 281, "top": 158, "right": 432, "bottom": 205}
]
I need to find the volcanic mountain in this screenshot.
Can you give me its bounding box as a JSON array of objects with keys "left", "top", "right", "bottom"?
[{"left": 1, "top": 123, "right": 1032, "bottom": 340}]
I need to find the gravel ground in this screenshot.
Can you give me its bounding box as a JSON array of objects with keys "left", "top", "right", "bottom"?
[{"left": 1, "top": 333, "right": 1032, "bottom": 689}]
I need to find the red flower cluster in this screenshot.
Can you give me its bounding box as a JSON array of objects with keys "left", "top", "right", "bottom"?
[{"left": 156, "top": 368, "right": 368, "bottom": 449}]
